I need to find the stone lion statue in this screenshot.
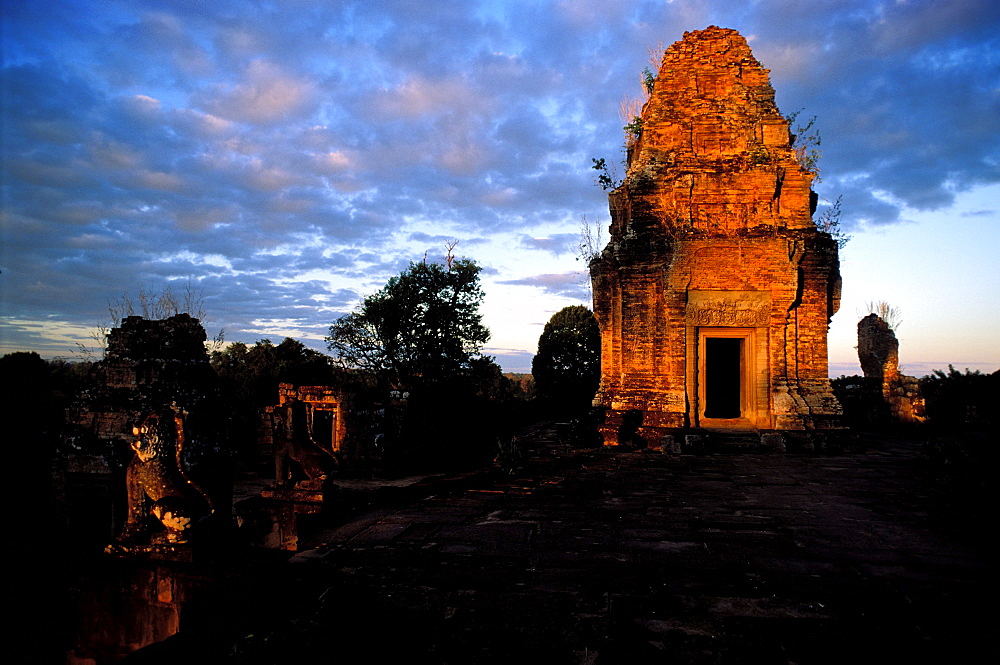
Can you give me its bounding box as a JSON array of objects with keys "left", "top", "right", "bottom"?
[{"left": 117, "top": 407, "right": 212, "bottom": 546}]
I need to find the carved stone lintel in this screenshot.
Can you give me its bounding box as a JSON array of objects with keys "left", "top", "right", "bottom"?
[{"left": 686, "top": 290, "right": 770, "bottom": 326}]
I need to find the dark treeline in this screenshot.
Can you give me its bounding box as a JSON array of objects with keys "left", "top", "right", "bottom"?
[
  {"left": 6, "top": 342, "right": 996, "bottom": 470},
  {"left": 831, "top": 366, "right": 1000, "bottom": 432}
]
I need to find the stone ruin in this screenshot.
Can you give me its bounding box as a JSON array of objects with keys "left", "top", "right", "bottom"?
[
  {"left": 68, "top": 313, "right": 372, "bottom": 554},
  {"left": 857, "top": 313, "right": 926, "bottom": 424},
  {"left": 237, "top": 383, "right": 354, "bottom": 551},
  {"left": 590, "top": 27, "right": 843, "bottom": 446},
  {"left": 63, "top": 314, "right": 237, "bottom": 661},
  {"left": 263, "top": 383, "right": 348, "bottom": 490},
  {"left": 68, "top": 313, "right": 231, "bottom": 558}
]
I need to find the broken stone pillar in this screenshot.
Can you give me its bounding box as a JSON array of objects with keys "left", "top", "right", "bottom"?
[
  {"left": 858, "top": 313, "right": 899, "bottom": 381},
  {"left": 590, "top": 27, "right": 843, "bottom": 445},
  {"left": 857, "top": 313, "right": 926, "bottom": 424}
]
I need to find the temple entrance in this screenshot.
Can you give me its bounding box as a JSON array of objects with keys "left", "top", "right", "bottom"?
[
  {"left": 705, "top": 337, "right": 742, "bottom": 418},
  {"left": 697, "top": 328, "right": 756, "bottom": 427}
]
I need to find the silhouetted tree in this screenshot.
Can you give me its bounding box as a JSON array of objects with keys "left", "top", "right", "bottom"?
[
  {"left": 211, "top": 337, "right": 337, "bottom": 407},
  {"left": 920, "top": 365, "right": 1000, "bottom": 431},
  {"left": 1, "top": 353, "right": 89, "bottom": 661},
  {"left": 211, "top": 338, "right": 340, "bottom": 465},
  {"left": 2, "top": 352, "right": 90, "bottom": 453},
  {"left": 325, "top": 253, "right": 512, "bottom": 470},
  {"left": 325, "top": 257, "right": 490, "bottom": 391},
  {"left": 3, "top": 354, "right": 92, "bottom": 546},
  {"left": 532, "top": 305, "right": 601, "bottom": 414},
  {"left": 919, "top": 366, "right": 998, "bottom": 544},
  {"left": 831, "top": 374, "right": 890, "bottom": 429}
]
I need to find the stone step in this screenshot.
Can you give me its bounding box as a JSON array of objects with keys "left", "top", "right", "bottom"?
[
  {"left": 693, "top": 428, "right": 763, "bottom": 451},
  {"left": 710, "top": 434, "right": 762, "bottom": 451}
]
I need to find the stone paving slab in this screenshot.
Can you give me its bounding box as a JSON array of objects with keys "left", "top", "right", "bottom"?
[
  {"left": 275, "top": 432, "right": 997, "bottom": 663},
  {"left": 103, "top": 431, "right": 969, "bottom": 665}
]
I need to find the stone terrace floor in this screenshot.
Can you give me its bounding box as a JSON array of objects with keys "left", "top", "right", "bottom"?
[{"left": 256, "top": 429, "right": 995, "bottom": 664}]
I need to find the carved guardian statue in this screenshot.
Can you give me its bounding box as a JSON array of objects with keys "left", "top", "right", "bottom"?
[{"left": 117, "top": 408, "right": 212, "bottom": 546}]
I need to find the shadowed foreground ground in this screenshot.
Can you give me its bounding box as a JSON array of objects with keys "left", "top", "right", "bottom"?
[{"left": 130, "top": 429, "right": 994, "bottom": 664}]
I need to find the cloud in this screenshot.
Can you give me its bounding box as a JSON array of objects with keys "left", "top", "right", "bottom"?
[
  {"left": 197, "top": 59, "right": 316, "bottom": 125},
  {"left": 517, "top": 233, "right": 579, "bottom": 255},
  {"left": 3, "top": 0, "right": 998, "bottom": 368},
  {"left": 372, "top": 74, "right": 484, "bottom": 120},
  {"left": 486, "top": 347, "right": 535, "bottom": 373},
  {"left": 742, "top": 0, "right": 1000, "bottom": 228},
  {"left": 498, "top": 272, "right": 591, "bottom": 301}
]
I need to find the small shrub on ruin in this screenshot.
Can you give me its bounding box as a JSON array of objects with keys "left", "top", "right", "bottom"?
[{"left": 786, "top": 109, "right": 822, "bottom": 178}]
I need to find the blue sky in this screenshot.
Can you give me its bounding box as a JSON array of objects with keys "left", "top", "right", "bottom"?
[{"left": 2, "top": 0, "right": 998, "bottom": 376}]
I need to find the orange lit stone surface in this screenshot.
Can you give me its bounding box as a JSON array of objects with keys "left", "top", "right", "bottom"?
[{"left": 590, "top": 27, "right": 842, "bottom": 444}]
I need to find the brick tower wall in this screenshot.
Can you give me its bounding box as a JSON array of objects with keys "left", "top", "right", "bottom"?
[{"left": 591, "top": 27, "right": 842, "bottom": 443}]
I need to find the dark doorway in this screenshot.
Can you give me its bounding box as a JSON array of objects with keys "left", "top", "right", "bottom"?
[
  {"left": 704, "top": 337, "right": 741, "bottom": 418},
  {"left": 311, "top": 407, "right": 336, "bottom": 451}
]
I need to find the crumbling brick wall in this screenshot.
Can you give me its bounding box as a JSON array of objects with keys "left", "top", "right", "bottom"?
[{"left": 72, "top": 314, "right": 222, "bottom": 446}]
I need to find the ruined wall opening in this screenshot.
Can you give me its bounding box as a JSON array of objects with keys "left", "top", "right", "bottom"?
[
  {"left": 308, "top": 405, "right": 339, "bottom": 452},
  {"left": 704, "top": 337, "right": 742, "bottom": 418}
]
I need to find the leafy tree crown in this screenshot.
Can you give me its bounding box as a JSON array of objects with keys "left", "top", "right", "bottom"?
[
  {"left": 531, "top": 305, "right": 601, "bottom": 408},
  {"left": 326, "top": 258, "right": 490, "bottom": 389}
]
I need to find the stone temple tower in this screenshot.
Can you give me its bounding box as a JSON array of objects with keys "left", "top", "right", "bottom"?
[{"left": 590, "top": 27, "right": 842, "bottom": 445}]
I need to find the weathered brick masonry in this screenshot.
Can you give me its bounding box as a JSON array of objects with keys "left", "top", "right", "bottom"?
[{"left": 591, "top": 27, "right": 842, "bottom": 444}]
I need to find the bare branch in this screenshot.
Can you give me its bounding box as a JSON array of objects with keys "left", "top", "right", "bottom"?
[
  {"left": 815, "top": 194, "right": 850, "bottom": 249},
  {"left": 444, "top": 240, "right": 459, "bottom": 269},
  {"left": 865, "top": 300, "right": 903, "bottom": 331},
  {"left": 578, "top": 215, "right": 605, "bottom": 263},
  {"left": 642, "top": 41, "right": 664, "bottom": 97},
  {"left": 619, "top": 95, "right": 643, "bottom": 149}
]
